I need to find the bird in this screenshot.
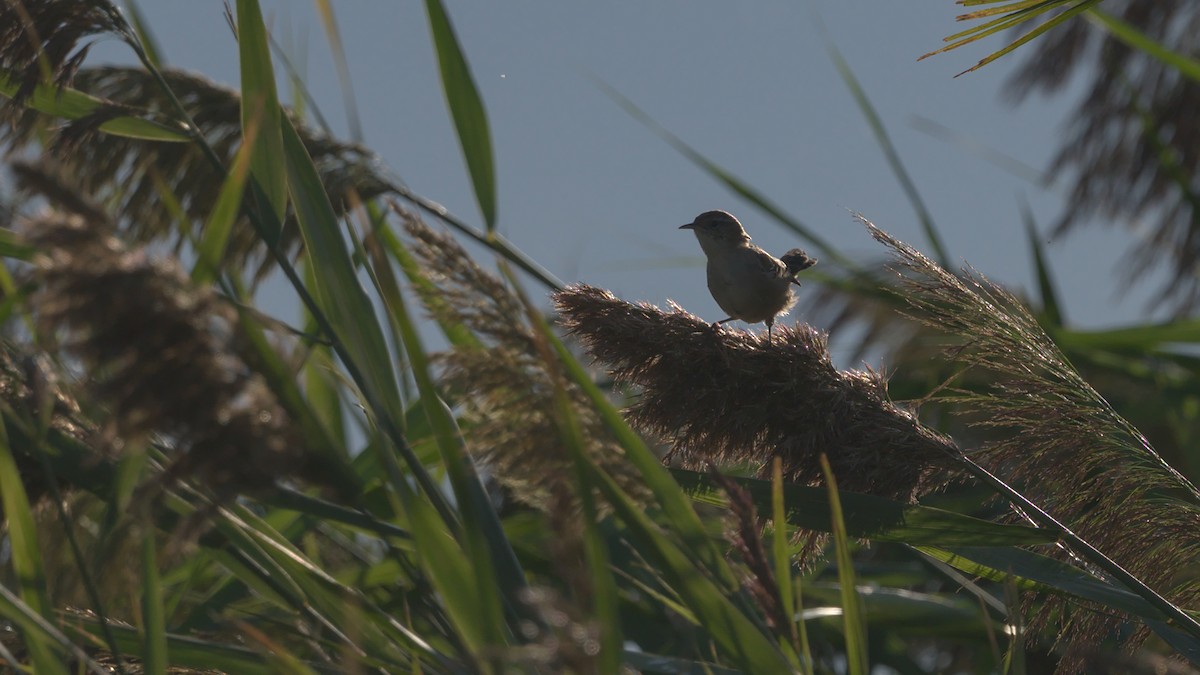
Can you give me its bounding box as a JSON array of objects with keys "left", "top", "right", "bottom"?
[{"left": 679, "top": 210, "right": 816, "bottom": 342}]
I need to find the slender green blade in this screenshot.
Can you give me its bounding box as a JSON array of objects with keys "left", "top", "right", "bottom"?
[
  {"left": 125, "top": 0, "right": 165, "bottom": 68},
  {"left": 279, "top": 117, "right": 407, "bottom": 427},
  {"left": 545, "top": 330, "right": 742, "bottom": 589},
  {"left": 424, "top": 0, "right": 497, "bottom": 229},
  {"left": 821, "top": 456, "right": 868, "bottom": 675},
  {"left": 1022, "top": 202, "right": 1063, "bottom": 327},
  {"left": 803, "top": 585, "right": 989, "bottom": 636},
  {"left": 401, "top": 481, "right": 495, "bottom": 657},
  {"left": 516, "top": 274, "right": 621, "bottom": 671},
  {"left": 236, "top": 0, "right": 288, "bottom": 223},
  {"left": 586, "top": 458, "right": 793, "bottom": 672},
  {"left": 0, "top": 424, "right": 68, "bottom": 674},
  {"left": 922, "top": 545, "right": 1200, "bottom": 664},
  {"left": 381, "top": 224, "right": 480, "bottom": 348},
  {"left": 368, "top": 229, "right": 513, "bottom": 645},
  {"left": 675, "top": 469, "right": 1055, "bottom": 547},
  {"left": 771, "top": 459, "right": 801, "bottom": 660},
  {"left": 141, "top": 533, "right": 168, "bottom": 675},
  {"left": 0, "top": 583, "right": 84, "bottom": 674},
  {"left": 193, "top": 119, "right": 256, "bottom": 284},
  {"left": 69, "top": 619, "right": 291, "bottom": 675},
  {"left": 0, "top": 229, "right": 34, "bottom": 261}
]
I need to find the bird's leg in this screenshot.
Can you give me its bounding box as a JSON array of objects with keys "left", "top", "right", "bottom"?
[
  {"left": 712, "top": 317, "right": 735, "bottom": 330},
  {"left": 766, "top": 318, "right": 775, "bottom": 344}
]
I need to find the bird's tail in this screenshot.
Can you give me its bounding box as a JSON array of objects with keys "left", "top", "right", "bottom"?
[{"left": 780, "top": 249, "right": 817, "bottom": 276}]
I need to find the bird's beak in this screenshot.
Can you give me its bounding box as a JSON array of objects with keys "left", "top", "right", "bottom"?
[{"left": 679, "top": 223, "right": 695, "bottom": 230}]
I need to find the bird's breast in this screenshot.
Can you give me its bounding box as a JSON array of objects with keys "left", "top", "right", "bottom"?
[{"left": 705, "top": 247, "right": 794, "bottom": 323}]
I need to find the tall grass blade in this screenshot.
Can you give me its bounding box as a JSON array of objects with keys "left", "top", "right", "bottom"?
[
  {"left": 314, "top": 0, "right": 364, "bottom": 141},
  {"left": 124, "top": 0, "right": 164, "bottom": 68},
  {"left": 539, "top": 321, "right": 790, "bottom": 670},
  {"left": 1088, "top": 10, "right": 1200, "bottom": 82},
  {"left": 511, "top": 267, "right": 622, "bottom": 671},
  {"left": 543, "top": 327, "right": 742, "bottom": 590},
  {"left": 770, "top": 458, "right": 801, "bottom": 658},
  {"left": 140, "top": 532, "right": 168, "bottom": 675},
  {"left": 584, "top": 456, "right": 793, "bottom": 672},
  {"left": 236, "top": 0, "right": 288, "bottom": 224},
  {"left": 280, "top": 118, "right": 402, "bottom": 418},
  {"left": 1021, "top": 201, "right": 1062, "bottom": 326},
  {"left": 366, "top": 224, "right": 517, "bottom": 636},
  {"left": 824, "top": 41, "right": 949, "bottom": 268},
  {"left": 0, "top": 583, "right": 99, "bottom": 674},
  {"left": 820, "top": 455, "right": 869, "bottom": 674},
  {"left": 676, "top": 469, "right": 1053, "bottom": 547},
  {"left": 193, "top": 117, "right": 258, "bottom": 284},
  {"left": 424, "top": 0, "right": 497, "bottom": 229},
  {"left": 0, "top": 420, "right": 67, "bottom": 674},
  {"left": 594, "top": 80, "right": 850, "bottom": 267}
]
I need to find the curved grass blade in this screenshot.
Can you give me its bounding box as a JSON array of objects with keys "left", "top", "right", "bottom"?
[
  {"left": 124, "top": 0, "right": 165, "bottom": 68},
  {"left": 399, "top": 479, "right": 501, "bottom": 661},
  {"left": 68, "top": 618, "right": 315, "bottom": 675},
  {"left": 424, "top": 0, "right": 497, "bottom": 229},
  {"left": 1054, "top": 319, "right": 1200, "bottom": 352},
  {"left": 315, "top": 0, "right": 364, "bottom": 142},
  {"left": 278, "top": 117, "right": 456, "bottom": 519},
  {"left": 1087, "top": 9, "right": 1200, "bottom": 82},
  {"left": 378, "top": 223, "right": 480, "bottom": 349},
  {"left": 802, "top": 585, "right": 989, "bottom": 637},
  {"left": 0, "top": 74, "right": 189, "bottom": 142}
]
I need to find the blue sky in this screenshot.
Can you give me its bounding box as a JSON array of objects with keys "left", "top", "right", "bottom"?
[{"left": 99, "top": 2, "right": 1163, "bottom": 362}]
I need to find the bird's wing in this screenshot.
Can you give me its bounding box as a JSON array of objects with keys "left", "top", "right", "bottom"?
[{"left": 751, "top": 246, "right": 789, "bottom": 278}]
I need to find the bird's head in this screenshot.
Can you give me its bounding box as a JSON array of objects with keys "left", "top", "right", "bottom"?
[{"left": 679, "top": 210, "right": 751, "bottom": 245}]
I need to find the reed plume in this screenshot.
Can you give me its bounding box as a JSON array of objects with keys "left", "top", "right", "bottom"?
[{"left": 16, "top": 161, "right": 308, "bottom": 501}]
